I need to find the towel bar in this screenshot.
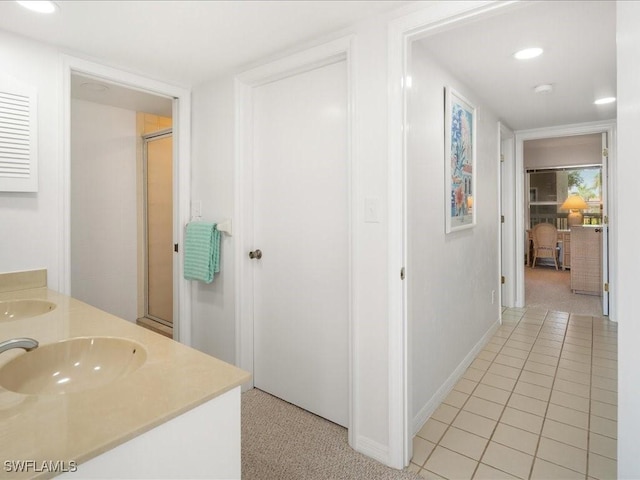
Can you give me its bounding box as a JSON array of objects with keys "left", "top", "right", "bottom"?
[
  {"left": 216, "top": 219, "right": 232, "bottom": 236},
  {"left": 185, "top": 219, "right": 232, "bottom": 236}
]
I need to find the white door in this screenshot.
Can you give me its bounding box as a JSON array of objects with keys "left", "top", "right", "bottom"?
[
  {"left": 601, "top": 132, "right": 610, "bottom": 315},
  {"left": 500, "top": 126, "right": 515, "bottom": 307},
  {"left": 252, "top": 60, "right": 349, "bottom": 427}
]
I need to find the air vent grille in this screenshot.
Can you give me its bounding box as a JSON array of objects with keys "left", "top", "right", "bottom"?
[{"left": 0, "top": 91, "right": 31, "bottom": 179}]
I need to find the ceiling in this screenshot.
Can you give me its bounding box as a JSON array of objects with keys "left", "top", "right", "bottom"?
[
  {"left": 415, "top": 1, "right": 616, "bottom": 130},
  {"left": 0, "top": 1, "right": 617, "bottom": 131},
  {"left": 0, "top": 0, "right": 406, "bottom": 87},
  {"left": 71, "top": 73, "right": 173, "bottom": 117}
]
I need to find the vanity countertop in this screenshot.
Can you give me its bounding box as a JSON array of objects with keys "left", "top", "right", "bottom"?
[{"left": 0, "top": 287, "right": 251, "bottom": 478}]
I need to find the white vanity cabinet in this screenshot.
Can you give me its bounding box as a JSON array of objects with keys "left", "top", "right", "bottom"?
[
  {"left": 0, "top": 273, "right": 250, "bottom": 480},
  {"left": 60, "top": 388, "right": 241, "bottom": 480}
]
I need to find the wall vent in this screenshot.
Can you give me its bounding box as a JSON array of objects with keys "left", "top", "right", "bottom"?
[{"left": 0, "top": 76, "right": 37, "bottom": 192}]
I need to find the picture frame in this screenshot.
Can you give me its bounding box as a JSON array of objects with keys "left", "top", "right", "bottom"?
[{"left": 445, "top": 86, "right": 476, "bottom": 233}]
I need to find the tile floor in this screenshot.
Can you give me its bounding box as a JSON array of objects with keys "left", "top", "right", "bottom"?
[{"left": 409, "top": 307, "right": 617, "bottom": 480}]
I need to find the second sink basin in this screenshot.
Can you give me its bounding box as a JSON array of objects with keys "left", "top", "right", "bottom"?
[
  {"left": 0, "top": 299, "right": 56, "bottom": 321},
  {"left": 0, "top": 337, "right": 147, "bottom": 395}
]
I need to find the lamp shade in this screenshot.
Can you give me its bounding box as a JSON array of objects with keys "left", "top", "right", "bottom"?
[{"left": 561, "top": 194, "right": 588, "bottom": 210}]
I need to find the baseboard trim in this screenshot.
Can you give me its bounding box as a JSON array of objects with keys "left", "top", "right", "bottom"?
[
  {"left": 412, "top": 318, "right": 501, "bottom": 435},
  {"left": 353, "top": 435, "right": 390, "bottom": 466}
]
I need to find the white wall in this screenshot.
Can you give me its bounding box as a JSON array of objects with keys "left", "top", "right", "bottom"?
[
  {"left": 616, "top": 1, "right": 640, "bottom": 477},
  {"left": 0, "top": 32, "right": 62, "bottom": 287},
  {"left": 70, "top": 99, "right": 138, "bottom": 322},
  {"left": 190, "top": 76, "right": 236, "bottom": 364},
  {"left": 523, "top": 138, "right": 601, "bottom": 169},
  {"left": 407, "top": 42, "right": 501, "bottom": 428},
  {"left": 349, "top": 13, "right": 394, "bottom": 452}
]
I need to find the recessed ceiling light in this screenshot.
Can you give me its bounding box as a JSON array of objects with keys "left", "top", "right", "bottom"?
[
  {"left": 514, "top": 47, "right": 544, "bottom": 60},
  {"left": 594, "top": 97, "right": 616, "bottom": 105},
  {"left": 534, "top": 84, "right": 553, "bottom": 94},
  {"left": 16, "top": 1, "right": 58, "bottom": 14}
]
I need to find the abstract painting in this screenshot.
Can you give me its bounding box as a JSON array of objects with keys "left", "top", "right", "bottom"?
[{"left": 445, "top": 87, "right": 476, "bottom": 233}]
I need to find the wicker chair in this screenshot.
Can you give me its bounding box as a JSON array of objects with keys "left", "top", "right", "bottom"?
[{"left": 531, "top": 223, "right": 559, "bottom": 270}]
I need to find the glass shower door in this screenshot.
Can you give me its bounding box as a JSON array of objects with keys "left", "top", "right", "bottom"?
[{"left": 145, "top": 133, "right": 173, "bottom": 326}]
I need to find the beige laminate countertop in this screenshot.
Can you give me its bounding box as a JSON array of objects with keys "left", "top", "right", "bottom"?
[{"left": 0, "top": 287, "right": 251, "bottom": 478}]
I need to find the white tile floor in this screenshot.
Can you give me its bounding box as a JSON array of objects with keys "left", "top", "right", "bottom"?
[{"left": 409, "top": 307, "right": 617, "bottom": 480}]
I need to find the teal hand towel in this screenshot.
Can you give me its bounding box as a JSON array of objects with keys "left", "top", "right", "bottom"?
[{"left": 184, "top": 222, "right": 220, "bottom": 283}]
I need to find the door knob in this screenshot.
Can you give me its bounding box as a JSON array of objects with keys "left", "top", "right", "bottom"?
[{"left": 249, "top": 249, "right": 262, "bottom": 260}]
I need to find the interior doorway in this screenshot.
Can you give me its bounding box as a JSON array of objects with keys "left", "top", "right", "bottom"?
[
  {"left": 523, "top": 137, "right": 608, "bottom": 316},
  {"left": 516, "top": 126, "right": 613, "bottom": 317},
  {"left": 391, "top": 0, "right": 616, "bottom": 467},
  {"left": 69, "top": 71, "right": 177, "bottom": 338}
]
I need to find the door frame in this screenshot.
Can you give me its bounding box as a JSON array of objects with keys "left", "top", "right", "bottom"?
[
  {"left": 514, "top": 120, "right": 616, "bottom": 316},
  {"left": 61, "top": 55, "right": 193, "bottom": 345},
  {"left": 235, "top": 36, "right": 355, "bottom": 443},
  {"left": 500, "top": 123, "right": 516, "bottom": 307},
  {"left": 143, "top": 129, "right": 174, "bottom": 327},
  {"left": 387, "top": 0, "right": 518, "bottom": 467}
]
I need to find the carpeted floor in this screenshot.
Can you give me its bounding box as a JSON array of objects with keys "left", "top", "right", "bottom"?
[
  {"left": 525, "top": 265, "right": 603, "bottom": 316},
  {"left": 241, "top": 389, "right": 421, "bottom": 480}
]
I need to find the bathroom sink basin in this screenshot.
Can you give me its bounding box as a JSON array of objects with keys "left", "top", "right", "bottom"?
[
  {"left": 0, "top": 337, "right": 147, "bottom": 395},
  {"left": 0, "top": 299, "right": 56, "bottom": 321}
]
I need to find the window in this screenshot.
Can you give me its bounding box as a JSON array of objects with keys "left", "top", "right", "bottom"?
[{"left": 527, "top": 166, "right": 602, "bottom": 229}]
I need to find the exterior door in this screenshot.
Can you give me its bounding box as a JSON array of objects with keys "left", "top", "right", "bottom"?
[{"left": 251, "top": 60, "right": 349, "bottom": 427}]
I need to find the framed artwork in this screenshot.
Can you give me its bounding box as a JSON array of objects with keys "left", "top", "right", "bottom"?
[{"left": 445, "top": 86, "right": 476, "bottom": 233}]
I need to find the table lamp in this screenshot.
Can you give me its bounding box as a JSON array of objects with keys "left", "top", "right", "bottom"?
[{"left": 561, "top": 194, "right": 588, "bottom": 226}]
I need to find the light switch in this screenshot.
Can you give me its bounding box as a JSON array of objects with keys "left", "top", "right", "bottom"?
[
  {"left": 364, "top": 197, "right": 380, "bottom": 223},
  {"left": 192, "top": 200, "right": 202, "bottom": 218}
]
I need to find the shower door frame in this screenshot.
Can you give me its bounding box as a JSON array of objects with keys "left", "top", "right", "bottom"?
[{"left": 143, "top": 129, "right": 174, "bottom": 328}]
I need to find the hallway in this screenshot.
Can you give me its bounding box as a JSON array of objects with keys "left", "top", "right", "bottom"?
[{"left": 409, "top": 307, "right": 617, "bottom": 479}]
